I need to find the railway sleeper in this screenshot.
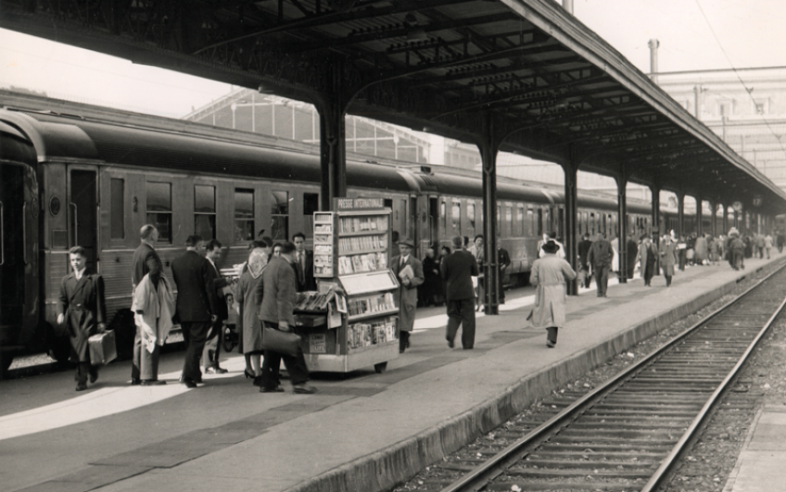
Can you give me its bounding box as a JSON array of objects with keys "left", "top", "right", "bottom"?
[
  {"left": 537, "top": 443, "right": 674, "bottom": 453},
  {"left": 521, "top": 459, "right": 659, "bottom": 469},
  {"left": 505, "top": 466, "right": 654, "bottom": 479}
]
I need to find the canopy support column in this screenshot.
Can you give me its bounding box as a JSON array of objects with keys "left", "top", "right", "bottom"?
[
  {"left": 650, "top": 184, "right": 661, "bottom": 240},
  {"left": 615, "top": 168, "right": 628, "bottom": 284},
  {"left": 677, "top": 191, "right": 685, "bottom": 239},
  {"left": 314, "top": 60, "right": 349, "bottom": 210},
  {"left": 722, "top": 204, "right": 729, "bottom": 234},
  {"left": 562, "top": 156, "right": 580, "bottom": 295},
  {"left": 709, "top": 200, "right": 717, "bottom": 237},
  {"left": 697, "top": 198, "right": 703, "bottom": 236},
  {"left": 478, "top": 112, "right": 500, "bottom": 315}
]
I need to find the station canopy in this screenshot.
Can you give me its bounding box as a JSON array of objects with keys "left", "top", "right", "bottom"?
[{"left": 4, "top": 0, "right": 785, "bottom": 214}]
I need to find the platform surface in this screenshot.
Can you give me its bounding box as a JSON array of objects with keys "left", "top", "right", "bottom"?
[{"left": 1, "top": 253, "right": 782, "bottom": 492}]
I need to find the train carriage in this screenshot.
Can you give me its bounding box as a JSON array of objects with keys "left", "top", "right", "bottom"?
[{"left": 0, "top": 106, "right": 678, "bottom": 372}]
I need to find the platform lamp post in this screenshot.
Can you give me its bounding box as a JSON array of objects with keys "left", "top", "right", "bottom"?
[
  {"left": 614, "top": 165, "right": 629, "bottom": 284},
  {"left": 562, "top": 155, "right": 580, "bottom": 295},
  {"left": 676, "top": 191, "right": 685, "bottom": 239}
]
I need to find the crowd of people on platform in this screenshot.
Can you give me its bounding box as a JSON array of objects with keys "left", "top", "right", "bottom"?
[{"left": 56, "top": 220, "right": 783, "bottom": 391}]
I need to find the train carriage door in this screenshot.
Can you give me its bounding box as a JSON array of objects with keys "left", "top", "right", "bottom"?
[
  {"left": 427, "top": 197, "right": 438, "bottom": 246},
  {"left": 68, "top": 168, "right": 98, "bottom": 272}
]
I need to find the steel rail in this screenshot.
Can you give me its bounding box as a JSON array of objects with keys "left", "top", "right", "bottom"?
[{"left": 439, "top": 261, "right": 786, "bottom": 492}]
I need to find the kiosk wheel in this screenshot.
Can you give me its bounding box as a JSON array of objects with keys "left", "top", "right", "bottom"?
[{"left": 374, "top": 362, "right": 387, "bottom": 374}]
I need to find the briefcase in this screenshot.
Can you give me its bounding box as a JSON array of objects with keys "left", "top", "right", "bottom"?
[
  {"left": 261, "top": 327, "right": 301, "bottom": 357},
  {"left": 89, "top": 330, "right": 117, "bottom": 366}
]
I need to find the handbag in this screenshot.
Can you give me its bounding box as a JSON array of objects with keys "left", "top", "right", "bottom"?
[{"left": 261, "top": 326, "right": 301, "bottom": 357}]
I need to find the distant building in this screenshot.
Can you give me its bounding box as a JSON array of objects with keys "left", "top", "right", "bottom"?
[{"left": 655, "top": 66, "right": 786, "bottom": 189}]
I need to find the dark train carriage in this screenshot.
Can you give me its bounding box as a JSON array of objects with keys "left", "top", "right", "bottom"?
[
  {"left": 0, "top": 119, "right": 42, "bottom": 372},
  {"left": 0, "top": 108, "right": 419, "bottom": 367}
]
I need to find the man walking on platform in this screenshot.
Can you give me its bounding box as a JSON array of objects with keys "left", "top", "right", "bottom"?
[
  {"left": 587, "top": 233, "right": 612, "bottom": 297},
  {"left": 57, "top": 246, "right": 107, "bottom": 391},
  {"left": 130, "top": 224, "right": 163, "bottom": 385},
  {"left": 391, "top": 237, "right": 424, "bottom": 353},
  {"left": 577, "top": 233, "right": 593, "bottom": 289},
  {"left": 292, "top": 232, "right": 316, "bottom": 292},
  {"left": 258, "top": 241, "right": 315, "bottom": 394},
  {"left": 202, "top": 239, "right": 229, "bottom": 375},
  {"left": 441, "top": 236, "right": 479, "bottom": 349},
  {"left": 171, "top": 235, "right": 218, "bottom": 388}
]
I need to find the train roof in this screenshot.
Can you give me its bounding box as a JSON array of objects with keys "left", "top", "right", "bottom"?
[
  {"left": 0, "top": 108, "right": 416, "bottom": 193},
  {"left": 0, "top": 107, "right": 655, "bottom": 214}
]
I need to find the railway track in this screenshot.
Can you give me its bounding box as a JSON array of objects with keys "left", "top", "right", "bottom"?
[{"left": 435, "top": 264, "right": 786, "bottom": 492}]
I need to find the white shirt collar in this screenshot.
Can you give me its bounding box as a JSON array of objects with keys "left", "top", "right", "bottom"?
[{"left": 74, "top": 267, "right": 86, "bottom": 280}]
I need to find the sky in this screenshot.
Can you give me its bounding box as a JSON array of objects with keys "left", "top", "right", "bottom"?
[{"left": 1, "top": 0, "right": 785, "bottom": 117}]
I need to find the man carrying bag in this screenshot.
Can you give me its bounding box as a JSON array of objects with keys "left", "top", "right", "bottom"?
[{"left": 257, "top": 241, "right": 316, "bottom": 394}]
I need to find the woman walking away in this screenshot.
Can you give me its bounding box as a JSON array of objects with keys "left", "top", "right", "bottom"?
[
  {"left": 237, "top": 247, "right": 268, "bottom": 386},
  {"left": 529, "top": 241, "right": 576, "bottom": 348}
]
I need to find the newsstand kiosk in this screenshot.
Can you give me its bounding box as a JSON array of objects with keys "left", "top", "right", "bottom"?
[{"left": 294, "top": 198, "right": 400, "bottom": 373}]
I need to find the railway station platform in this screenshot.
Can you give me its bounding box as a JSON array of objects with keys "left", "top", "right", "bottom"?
[
  {"left": 724, "top": 405, "right": 786, "bottom": 492},
  {"left": 2, "top": 253, "right": 785, "bottom": 492}
]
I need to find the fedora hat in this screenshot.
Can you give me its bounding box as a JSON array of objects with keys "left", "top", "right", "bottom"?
[{"left": 398, "top": 237, "right": 415, "bottom": 248}]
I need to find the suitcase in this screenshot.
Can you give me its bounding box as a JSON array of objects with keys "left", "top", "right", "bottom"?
[{"left": 89, "top": 330, "right": 118, "bottom": 366}]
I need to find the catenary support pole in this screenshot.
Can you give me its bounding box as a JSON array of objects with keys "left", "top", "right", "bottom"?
[{"left": 478, "top": 112, "right": 500, "bottom": 315}]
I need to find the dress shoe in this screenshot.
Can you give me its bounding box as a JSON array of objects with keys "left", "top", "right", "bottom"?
[
  {"left": 292, "top": 384, "right": 317, "bottom": 394},
  {"left": 260, "top": 386, "right": 284, "bottom": 393},
  {"left": 447, "top": 339, "right": 455, "bottom": 348},
  {"left": 213, "top": 366, "right": 228, "bottom": 374},
  {"left": 546, "top": 340, "right": 556, "bottom": 348},
  {"left": 130, "top": 378, "right": 141, "bottom": 386},
  {"left": 182, "top": 378, "right": 198, "bottom": 388},
  {"left": 244, "top": 369, "right": 255, "bottom": 379},
  {"left": 253, "top": 376, "right": 263, "bottom": 387},
  {"left": 76, "top": 382, "right": 88, "bottom": 391},
  {"left": 89, "top": 369, "right": 99, "bottom": 384},
  {"left": 205, "top": 367, "right": 217, "bottom": 374},
  {"left": 141, "top": 379, "right": 166, "bottom": 386}
]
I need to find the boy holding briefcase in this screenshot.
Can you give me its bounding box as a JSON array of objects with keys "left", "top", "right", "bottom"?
[{"left": 57, "top": 246, "right": 108, "bottom": 391}]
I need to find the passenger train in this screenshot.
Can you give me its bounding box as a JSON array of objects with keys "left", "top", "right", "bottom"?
[{"left": 0, "top": 105, "right": 700, "bottom": 373}]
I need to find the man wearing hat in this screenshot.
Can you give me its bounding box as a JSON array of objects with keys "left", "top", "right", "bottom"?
[{"left": 391, "top": 237, "right": 424, "bottom": 353}]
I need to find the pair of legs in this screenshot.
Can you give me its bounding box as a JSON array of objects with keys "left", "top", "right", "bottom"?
[
  {"left": 593, "top": 264, "right": 610, "bottom": 297},
  {"left": 130, "top": 326, "right": 161, "bottom": 383},
  {"left": 664, "top": 275, "right": 672, "bottom": 287},
  {"left": 202, "top": 320, "right": 226, "bottom": 373},
  {"left": 181, "top": 321, "right": 210, "bottom": 385},
  {"left": 260, "top": 322, "right": 311, "bottom": 392},
  {"left": 546, "top": 327, "right": 558, "bottom": 348},
  {"left": 399, "top": 331, "right": 410, "bottom": 353},
  {"left": 445, "top": 298, "right": 476, "bottom": 350}
]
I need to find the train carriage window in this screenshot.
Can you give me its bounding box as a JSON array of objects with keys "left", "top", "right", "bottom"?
[
  {"left": 504, "top": 204, "right": 512, "bottom": 237},
  {"left": 194, "top": 185, "right": 216, "bottom": 240},
  {"left": 440, "top": 200, "right": 447, "bottom": 237},
  {"left": 303, "top": 193, "right": 319, "bottom": 235},
  {"left": 467, "top": 202, "right": 476, "bottom": 236},
  {"left": 543, "top": 208, "right": 550, "bottom": 235},
  {"left": 590, "top": 212, "right": 595, "bottom": 235},
  {"left": 516, "top": 206, "right": 524, "bottom": 236},
  {"left": 270, "top": 191, "right": 289, "bottom": 240},
  {"left": 146, "top": 182, "right": 172, "bottom": 243},
  {"left": 234, "top": 188, "right": 255, "bottom": 242},
  {"left": 537, "top": 208, "right": 543, "bottom": 237},
  {"left": 451, "top": 200, "right": 461, "bottom": 234},
  {"left": 110, "top": 178, "right": 124, "bottom": 239},
  {"left": 527, "top": 208, "right": 534, "bottom": 236}
]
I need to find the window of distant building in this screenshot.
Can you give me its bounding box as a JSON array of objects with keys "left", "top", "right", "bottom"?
[
  {"left": 754, "top": 98, "right": 769, "bottom": 115},
  {"left": 718, "top": 100, "right": 734, "bottom": 119}
]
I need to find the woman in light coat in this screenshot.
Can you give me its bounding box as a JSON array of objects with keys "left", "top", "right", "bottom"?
[
  {"left": 237, "top": 247, "right": 268, "bottom": 385},
  {"left": 529, "top": 241, "right": 576, "bottom": 348}
]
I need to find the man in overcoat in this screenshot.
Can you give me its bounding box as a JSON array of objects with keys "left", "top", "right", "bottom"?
[
  {"left": 659, "top": 234, "right": 678, "bottom": 286},
  {"left": 529, "top": 241, "right": 576, "bottom": 348},
  {"left": 57, "top": 246, "right": 107, "bottom": 391},
  {"left": 130, "top": 224, "right": 163, "bottom": 385},
  {"left": 391, "top": 237, "right": 424, "bottom": 353},
  {"left": 637, "top": 234, "right": 658, "bottom": 286},
  {"left": 577, "top": 233, "right": 593, "bottom": 289},
  {"left": 202, "top": 239, "right": 230, "bottom": 375},
  {"left": 171, "top": 235, "right": 219, "bottom": 388},
  {"left": 258, "top": 241, "right": 315, "bottom": 394},
  {"left": 587, "top": 233, "right": 612, "bottom": 297},
  {"left": 440, "top": 236, "right": 479, "bottom": 349}
]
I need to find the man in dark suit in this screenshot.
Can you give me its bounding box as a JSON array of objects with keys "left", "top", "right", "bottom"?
[
  {"left": 587, "top": 233, "right": 613, "bottom": 297},
  {"left": 57, "top": 246, "right": 107, "bottom": 391},
  {"left": 202, "top": 239, "right": 229, "bottom": 375},
  {"left": 292, "top": 232, "right": 316, "bottom": 292},
  {"left": 258, "top": 241, "right": 315, "bottom": 394},
  {"left": 171, "top": 235, "right": 218, "bottom": 388},
  {"left": 440, "top": 235, "right": 479, "bottom": 350},
  {"left": 577, "top": 233, "right": 593, "bottom": 289},
  {"left": 130, "top": 224, "right": 163, "bottom": 385}
]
